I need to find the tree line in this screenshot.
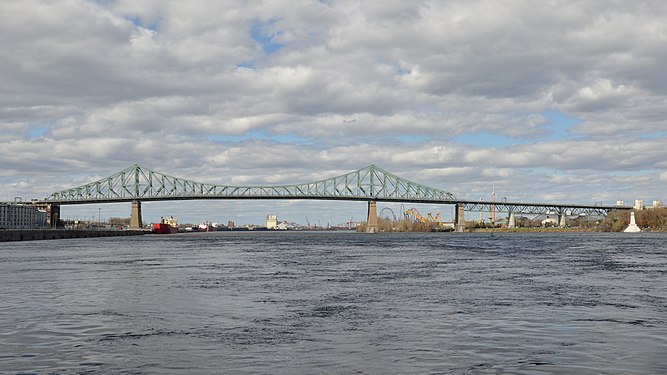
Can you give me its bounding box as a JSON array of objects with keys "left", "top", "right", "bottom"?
[
  {"left": 357, "top": 208, "right": 667, "bottom": 232},
  {"left": 598, "top": 208, "right": 667, "bottom": 232}
]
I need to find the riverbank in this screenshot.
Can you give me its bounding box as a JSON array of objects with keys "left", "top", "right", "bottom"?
[
  {"left": 0, "top": 229, "right": 147, "bottom": 242},
  {"left": 469, "top": 227, "right": 665, "bottom": 233},
  {"left": 468, "top": 227, "right": 600, "bottom": 233}
]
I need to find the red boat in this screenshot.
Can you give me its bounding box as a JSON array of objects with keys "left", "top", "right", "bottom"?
[{"left": 153, "top": 216, "right": 179, "bottom": 234}]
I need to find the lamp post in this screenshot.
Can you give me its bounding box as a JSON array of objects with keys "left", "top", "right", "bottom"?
[{"left": 98, "top": 208, "right": 101, "bottom": 228}]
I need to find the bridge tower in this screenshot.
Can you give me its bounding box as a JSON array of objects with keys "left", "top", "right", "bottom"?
[
  {"left": 366, "top": 200, "right": 379, "bottom": 233},
  {"left": 130, "top": 200, "right": 142, "bottom": 229},
  {"left": 48, "top": 204, "right": 60, "bottom": 228},
  {"left": 455, "top": 203, "right": 465, "bottom": 232}
]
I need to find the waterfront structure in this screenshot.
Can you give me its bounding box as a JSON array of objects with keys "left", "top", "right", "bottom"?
[
  {"left": 0, "top": 203, "right": 48, "bottom": 229},
  {"left": 276, "top": 221, "right": 289, "bottom": 230},
  {"left": 266, "top": 214, "right": 278, "bottom": 229},
  {"left": 623, "top": 212, "right": 641, "bottom": 233},
  {"left": 538, "top": 214, "right": 559, "bottom": 227}
]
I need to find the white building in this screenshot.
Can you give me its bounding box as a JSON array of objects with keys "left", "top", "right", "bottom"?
[
  {"left": 541, "top": 215, "right": 559, "bottom": 227},
  {"left": 634, "top": 200, "right": 645, "bottom": 210},
  {"left": 266, "top": 214, "right": 278, "bottom": 229},
  {"left": 0, "top": 203, "right": 48, "bottom": 229},
  {"left": 277, "top": 221, "right": 289, "bottom": 230}
]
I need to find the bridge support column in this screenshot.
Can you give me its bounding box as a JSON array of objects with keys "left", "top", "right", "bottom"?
[
  {"left": 508, "top": 211, "right": 516, "bottom": 229},
  {"left": 130, "top": 200, "right": 143, "bottom": 229},
  {"left": 44, "top": 204, "right": 60, "bottom": 228},
  {"left": 558, "top": 213, "right": 566, "bottom": 228},
  {"left": 454, "top": 203, "right": 465, "bottom": 232},
  {"left": 366, "top": 200, "right": 379, "bottom": 233}
]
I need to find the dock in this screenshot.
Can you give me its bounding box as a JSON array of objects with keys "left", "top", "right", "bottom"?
[{"left": 0, "top": 229, "right": 147, "bottom": 242}]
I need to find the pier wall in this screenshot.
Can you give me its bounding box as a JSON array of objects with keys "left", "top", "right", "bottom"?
[{"left": 0, "top": 229, "right": 146, "bottom": 242}]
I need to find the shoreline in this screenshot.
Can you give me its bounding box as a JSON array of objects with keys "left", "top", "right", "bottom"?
[
  {"left": 468, "top": 227, "right": 599, "bottom": 233},
  {"left": 0, "top": 229, "right": 147, "bottom": 242},
  {"left": 467, "top": 227, "right": 665, "bottom": 233}
]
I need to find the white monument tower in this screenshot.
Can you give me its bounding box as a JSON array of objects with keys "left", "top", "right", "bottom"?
[{"left": 623, "top": 212, "right": 641, "bottom": 233}]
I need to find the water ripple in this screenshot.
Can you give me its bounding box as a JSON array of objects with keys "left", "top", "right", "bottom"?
[{"left": 1, "top": 232, "right": 666, "bottom": 374}]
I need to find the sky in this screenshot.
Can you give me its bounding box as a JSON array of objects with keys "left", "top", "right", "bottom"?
[{"left": 1, "top": 0, "right": 667, "bottom": 226}]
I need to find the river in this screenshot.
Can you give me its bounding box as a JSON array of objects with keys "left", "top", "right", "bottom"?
[{"left": 0, "top": 231, "right": 665, "bottom": 374}]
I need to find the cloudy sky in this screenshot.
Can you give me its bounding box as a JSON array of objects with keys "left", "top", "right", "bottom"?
[{"left": 2, "top": 0, "right": 666, "bottom": 225}]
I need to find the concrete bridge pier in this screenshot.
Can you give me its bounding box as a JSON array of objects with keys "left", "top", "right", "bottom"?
[
  {"left": 508, "top": 211, "right": 516, "bottom": 228},
  {"left": 455, "top": 203, "right": 465, "bottom": 232},
  {"left": 558, "top": 213, "right": 567, "bottom": 228},
  {"left": 366, "top": 200, "right": 379, "bottom": 233},
  {"left": 47, "top": 204, "right": 60, "bottom": 228},
  {"left": 130, "top": 200, "right": 143, "bottom": 229}
]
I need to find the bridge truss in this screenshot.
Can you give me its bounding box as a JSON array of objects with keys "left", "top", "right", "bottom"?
[
  {"left": 44, "top": 164, "right": 457, "bottom": 204},
  {"left": 458, "top": 200, "right": 619, "bottom": 216},
  {"left": 41, "top": 164, "right": 628, "bottom": 218}
]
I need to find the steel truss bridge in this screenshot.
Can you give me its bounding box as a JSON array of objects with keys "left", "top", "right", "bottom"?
[
  {"left": 37, "top": 164, "right": 630, "bottom": 232},
  {"left": 44, "top": 164, "right": 457, "bottom": 204}
]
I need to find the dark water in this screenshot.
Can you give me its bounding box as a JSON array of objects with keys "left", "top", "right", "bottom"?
[{"left": 1, "top": 232, "right": 665, "bottom": 374}]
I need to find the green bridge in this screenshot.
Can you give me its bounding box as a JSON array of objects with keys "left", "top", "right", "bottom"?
[{"left": 35, "top": 164, "right": 630, "bottom": 232}]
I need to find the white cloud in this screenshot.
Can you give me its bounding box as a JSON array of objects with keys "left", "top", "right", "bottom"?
[{"left": 2, "top": 0, "right": 667, "bottom": 223}]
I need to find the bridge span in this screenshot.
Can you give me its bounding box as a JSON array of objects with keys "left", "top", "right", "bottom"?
[{"left": 34, "top": 164, "right": 630, "bottom": 232}]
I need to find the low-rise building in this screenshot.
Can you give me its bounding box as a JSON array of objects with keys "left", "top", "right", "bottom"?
[
  {"left": 277, "top": 221, "right": 289, "bottom": 230},
  {"left": 541, "top": 215, "right": 559, "bottom": 227},
  {"left": 0, "top": 203, "right": 48, "bottom": 229}
]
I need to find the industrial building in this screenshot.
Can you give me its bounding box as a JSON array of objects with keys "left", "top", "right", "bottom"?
[
  {"left": 0, "top": 203, "right": 48, "bottom": 229},
  {"left": 632, "top": 199, "right": 663, "bottom": 210},
  {"left": 266, "top": 214, "right": 278, "bottom": 229}
]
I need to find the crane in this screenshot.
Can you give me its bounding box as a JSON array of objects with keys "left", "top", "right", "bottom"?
[
  {"left": 405, "top": 208, "right": 429, "bottom": 224},
  {"left": 405, "top": 208, "right": 443, "bottom": 225}
]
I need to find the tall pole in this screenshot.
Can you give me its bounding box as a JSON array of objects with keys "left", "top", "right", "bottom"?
[{"left": 491, "top": 184, "right": 496, "bottom": 224}]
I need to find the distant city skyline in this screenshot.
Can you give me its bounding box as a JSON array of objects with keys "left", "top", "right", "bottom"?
[{"left": 2, "top": 1, "right": 666, "bottom": 224}]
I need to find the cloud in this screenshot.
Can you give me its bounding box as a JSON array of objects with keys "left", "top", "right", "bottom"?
[{"left": 1, "top": 0, "right": 666, "bottom": 223}]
